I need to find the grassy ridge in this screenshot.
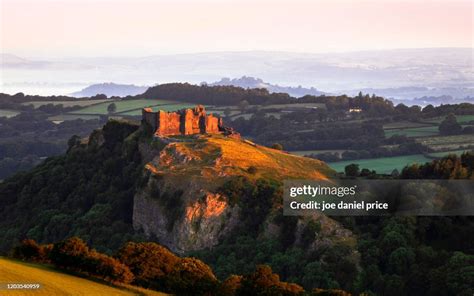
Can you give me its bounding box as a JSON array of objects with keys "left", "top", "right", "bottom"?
[{"left": 0, "top": 258, "right": 166, "bottom": 296}]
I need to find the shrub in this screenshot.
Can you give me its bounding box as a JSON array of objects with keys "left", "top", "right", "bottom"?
[
  {"left": 271, "top": 143, "right": 284, "bottom": 150},
  {"left": 219, "top": 275, "right": 243, "bottom": 296},
  {"left": 247, "top": 166, "right": 258, "bottom": 174},
  {"left": 166, "top": 257, "right": 219, "bottom": 296},
  {"left": 12, "top": 239, "right": 51, "bottom": 262},
  {"left": 237, "top": 265, "right": 304, "bottom": 296},
  {"left": 49, "top": 237, "right": 90, "bottom": 269},
  {"left": 116, "top": 242, "right": 180, "bottom": 289},
  {"left": 311, "top": 288, "right": 352, "bottom": 296},
  {"left": 84, "top": 250, "right": 134, "bottom": 283},
  {"left": 49, "top": 237, "right": 133, "bottom": 284}
]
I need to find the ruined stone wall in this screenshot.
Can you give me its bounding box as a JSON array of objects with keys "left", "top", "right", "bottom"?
[
  {"left": 181, "top": 109, "right": 201, "bottom": 135},
  {"left": 142, "top": 105, "right": 225, "bottom": 136},
  {"left": 156, "top": 111, "right": 181, "bottom": 136},
  {"left": 142, "top": 108, "right": 158, "bottom": 131},
  {"left": 204, "top": 115, "right": 220, "bottom": 133}
]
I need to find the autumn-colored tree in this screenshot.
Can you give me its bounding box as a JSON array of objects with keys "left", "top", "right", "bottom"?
[
  {"left": 116, "top": 242, "right": 180, "bottom": 289},
  {"left": 237, "top": 265, "right": 304, "bottom": 296},
  {"left": 11, "top": 239, "right": 51, "bottom": 262},
  {"left": 166, "top": 257, "right": 219, "bottom": 295},
  {"left": 219, "top": 275, "right": 243, "bottom": 296},
  {"left": 49, "top": 237, "right": 90, "bottom": 269}
]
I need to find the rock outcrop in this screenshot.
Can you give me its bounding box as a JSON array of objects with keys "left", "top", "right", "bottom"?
[{"left": 132, "top": 134, "right": 350, "bottom": 254}]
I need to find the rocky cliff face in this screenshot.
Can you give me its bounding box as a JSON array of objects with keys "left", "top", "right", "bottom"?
[{"left": 132, "top": 133, "right": 352, "bottom": 254}]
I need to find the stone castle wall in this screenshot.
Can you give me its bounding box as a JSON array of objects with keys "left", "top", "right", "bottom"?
[{"left": 142, "top": 105, "right": 222, "bottom": 136}]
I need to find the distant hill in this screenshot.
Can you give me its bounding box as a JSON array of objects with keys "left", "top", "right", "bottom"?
[
  {"left": 0, "top": 53, "right": 50, "bottom": 68},
  {"left": 390, "top": 95, "right": 474, "bottom": 107},
  {"left": 207, "top": 76, "right": 326, "bottom": 97},
  {"left": 4, "top": 48, "right": 472, "bottom": 99},
  {"left": 70, "top": 83, "right": 148, "bottom": 98},
  {"left": 0, "top": 257, "right": 166, "bottom": 296}
]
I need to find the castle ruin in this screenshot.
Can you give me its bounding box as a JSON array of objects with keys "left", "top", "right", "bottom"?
[{"left": 142, "top": 105, "right": 226, "bottom": 137}]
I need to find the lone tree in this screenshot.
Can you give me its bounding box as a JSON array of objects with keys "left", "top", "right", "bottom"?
[
  {"left": 345, "top": 163, "right": 360, "bottom": 177},
  {"left": 238, "top": 100, "right": 249, "bottom": 113},
  {"left": 271, "top": 143, "right": 283, "bottom": 150},
  {"left": 107, "top": 103, "right": 117, "bottom": 114},
  {"left": 439, "top": 113, "right": 462, "bottom": 135}
]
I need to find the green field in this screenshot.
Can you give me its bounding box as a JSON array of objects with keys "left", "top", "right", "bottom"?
[
  {"left": 290, "top": 149, "right": 349, "bottom": 156},
  {"left": 118, "top": 103, "right": 200, "bottom": 115},
  {"left": 0, "top": 257, "right": 166, "bottom": 296},
  {"left": 260, "top": 103, "right": 326, "bottom": 110},
  {"left": 328, "top": 154, "right": 431, "bottom": 174},
  {"left": 422, "top": 115, "right": 474, "bottom": 124},
  {"left": 427, "top": 149, "right": 472, "bottom": 158},
  {"left": 0, "top": 110, "right": 20, "bottom": 118},
  {"left": 48, "top": 114, "right": 102, "bottom": 122},
  {"left": 384, "top": 126, "right": 439, "bottom": 138},
  {"left": 230, "top": 113, "right": 254, "bottom": 120},
  {"left": 416, "top": 134, "right": 474, "bottom": 151},
  {"left": 22, "top": 100, "right": 110, "bottom": 108},
  {"left": 383, "top": 121, "right": 433, "bottom": 130},
  {"left": 70, "top": 99, "right": 182, "bottom": 115}
]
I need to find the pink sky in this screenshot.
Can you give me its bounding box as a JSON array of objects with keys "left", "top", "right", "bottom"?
[{"left": 1, "top": 0, "right": 472, "bottom": 57}]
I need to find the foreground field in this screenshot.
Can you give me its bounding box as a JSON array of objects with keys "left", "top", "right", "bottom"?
[{"left": 0, "top": 258, "right": 166, "bottom": 296}]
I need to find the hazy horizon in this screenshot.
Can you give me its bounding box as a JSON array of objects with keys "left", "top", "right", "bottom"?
[{"left": 1, "top": 0, "right": 472, "bottom": 98}]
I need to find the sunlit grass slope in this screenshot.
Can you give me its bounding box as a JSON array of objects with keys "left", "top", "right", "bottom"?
[
  {"left": 0, "top": 257, "right": 167, "bottom": 296},
  {"left": 148, "top": 134, "right": 335, "bottom": 182}
]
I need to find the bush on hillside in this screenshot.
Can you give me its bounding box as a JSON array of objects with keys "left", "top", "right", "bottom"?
[
  {"left": 12, "top": 239, "right": 51, "bottom": 263},
  {"left": 116, "top": 242, "right": 180, "bottom": 289},
  {"left": 237, "top": 265, "right": 304, "bottom": 296},
  {"left": 49, "top": 237, "right": 133, "bottom": 284}
]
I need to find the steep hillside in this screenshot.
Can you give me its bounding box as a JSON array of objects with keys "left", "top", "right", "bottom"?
[
  {"left": 0, "top": 120, "right": 145, "bottom": 253},
  {"left": 0, "top": 120, "right": 356, "bottom": 289},
  {"left": 133, "top": 133, "right": 348, "bottom": 253}
]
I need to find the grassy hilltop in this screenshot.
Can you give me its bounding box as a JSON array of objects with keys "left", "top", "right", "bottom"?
[{"left": 146, "top": 133, "right": 335, "bottom": 183}]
